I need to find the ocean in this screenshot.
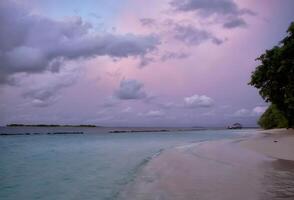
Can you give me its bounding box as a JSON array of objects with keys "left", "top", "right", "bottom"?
[{"left": 0, "top": 127, "right": 256, "bottom": 200}]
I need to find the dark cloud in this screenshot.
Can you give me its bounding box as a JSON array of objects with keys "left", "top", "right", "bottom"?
[
  {"left": 138, "top": 56, "right": 154, "bottom": 68},
  {"left": 170, "top": 0, "right": 255, "bottom": 28},
  {"left": 173, "top": 25, "right": 223, "bottom": 45},
  {"left": 223, "top": 17, "right": 247, "bottom": 28},
  {"left": 0, "top": 1, "right": 160, "bottom": 84},
  {"left": 170, "top": 0, "right": 240, "bottom": 15},
  {"left": 160, "top": 51, "right": 189, "bottom": 62},
  {"left": 102, "top": 96, "right": 121, "bottom": 107},
  {"left": 114, "top": 79, "right": 147, "bottom": 100},
  {"left": 21, "top": 67, "right": 80, "bottom": 107},
  {"left": 140, "top": 18, "right": 157, "bottom": 27},
  {"left": 138, "top": 50, "right": 189, "bottom": 68}
]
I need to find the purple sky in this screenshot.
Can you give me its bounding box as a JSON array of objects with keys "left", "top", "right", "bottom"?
[{"left": 0, "top": 0, "right": 293, "bottom": 127}]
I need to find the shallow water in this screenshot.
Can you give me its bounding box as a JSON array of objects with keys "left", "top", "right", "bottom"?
[{"left": 0, "top": 127, "right": 255, "bottom": 200}]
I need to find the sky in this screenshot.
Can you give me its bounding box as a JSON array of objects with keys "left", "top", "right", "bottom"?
[{"left": 0, "top": 0, "right": 294, "bottom": 127}]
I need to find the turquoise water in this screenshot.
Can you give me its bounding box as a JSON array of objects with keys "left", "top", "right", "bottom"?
[{"left": 0, "top": 127, "right": 255, "bottom": 200}]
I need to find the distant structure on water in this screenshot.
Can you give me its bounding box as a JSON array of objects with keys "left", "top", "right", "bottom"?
[{"left": 228, "top": 123, "right": 242, "bottom": 129}]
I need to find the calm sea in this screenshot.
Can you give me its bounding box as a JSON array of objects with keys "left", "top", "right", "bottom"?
[{"left": 0, "top": 127, "right": 256, "bottom": 200}]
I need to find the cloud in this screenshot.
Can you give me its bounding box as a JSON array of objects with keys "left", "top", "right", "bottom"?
[
  {"left": 144, "top": 110, "right": 165, "bottom": 117},
  {"left": 160, "top": 102, "right": 180, "bottom": 109},
  {"left": 138, "top": 50, "right": 189, "bottom": 68},
  {"left": 170, "top": 0, "right": 244, "bottom": 15},
  {"left": 30, "top": 98, "right": 56, "bottom": 107},
  {"left": 122, "top": 106, "right": 133, "bottom": 113},
  {"left": 138, "top": 56, "right": 155, "bottom": 68},
  {"left": 233, "top": 106, "right": 268, "bottom": 117},
  {"left": 0, "top": 1, "right": 160, "bottom": 84},
  {"left": 233, "top": 108, "right": 251, "bottom": 117},
  {"left": 223, "top": 17, "right": 247, "bottom": 29},
  {"left": 102, "top": 96, "right": 121, "bottom": 107},
  {"left": 140, "top": 17, "right": 224, "bottom": 49},
  {"left": 140, "top": 18, "right": 156, "bottom": 27},
  {"left": 252, "top": 106, "right": 268, "bottom": 115},
  {"left": 184, "top": 94, "right": 214, "bottom": 108},
  {"left": 21, "top": 66, "right": 80, "bottom": 107},
  {"left": 202, "top": 110, "right": 216, "bottom": 116},
  {"left": 170, "top": 0, "right": 255, "bottom": 29},
  {"left": 160, "top": 51, "right": 189, "bottom": 62},
  {"left": 114, "top": 79, "right": 147, "bottom": 100},
  {"left": 173, "top": 24, "right": 223, "bottom": 45}
]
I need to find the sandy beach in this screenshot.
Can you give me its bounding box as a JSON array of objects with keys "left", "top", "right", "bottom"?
[
  {"left": 120, "top": 129, "right": 294, "bottom": 200},
  {"left": 241, "top": 129, "right": 294, "bottom": 161}
]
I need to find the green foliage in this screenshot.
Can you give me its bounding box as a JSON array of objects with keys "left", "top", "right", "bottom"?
[
  {"left": 249, "top": 22, "right": 294, "bottom": 128},
  {"left": 258, "top": 104, "right": 288, "bottom": 129}
]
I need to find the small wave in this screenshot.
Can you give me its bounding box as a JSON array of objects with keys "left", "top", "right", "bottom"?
[
  {"left": 115, "top": 140, "right": 212, "bottom": 199},
  {"left": 129, "top": 148, "right": 165, "bottom": 181},
  {"left": 172, "top": 139, "right": 212, "bottom": 151},
  {"left": 113, "top": 148, "right": 165, "bottom": 200}
]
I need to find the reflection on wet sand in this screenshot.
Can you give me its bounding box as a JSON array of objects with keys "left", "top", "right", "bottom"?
[
  {"left": 119, "top": 140, "right": 294, "bottom": 200},
  {"left": 261, "top": 159, "right": 294, "bottom": 200}
]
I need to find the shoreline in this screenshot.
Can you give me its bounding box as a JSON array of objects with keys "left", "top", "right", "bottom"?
[{"left": 119, "top": 129, "right": 294, "bottom": 200}]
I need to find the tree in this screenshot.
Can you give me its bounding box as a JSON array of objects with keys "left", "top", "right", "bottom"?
[
  {"left": 249, "top": 22, "right": 294, "bottom": 128},
  {"left": 258, "top": 104, "right": 288, "bottom": 129}
]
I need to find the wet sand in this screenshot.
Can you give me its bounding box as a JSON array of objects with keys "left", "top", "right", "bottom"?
[{"left": 120, "top": 129, "right": 294, "bottom": 200}]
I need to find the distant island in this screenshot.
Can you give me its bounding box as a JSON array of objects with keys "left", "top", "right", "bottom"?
[{"left": 6, "top": 124, "right": 98, "bottom": 128}]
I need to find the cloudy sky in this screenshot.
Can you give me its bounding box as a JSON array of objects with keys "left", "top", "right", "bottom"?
[{"left": 0, "top": 0, "right": 293, "bottom": 127}]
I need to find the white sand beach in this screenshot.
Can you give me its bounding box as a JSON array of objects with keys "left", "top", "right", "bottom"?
[
  {"left": 241, "top": 129, "right": 294, "bottom": 161},
  {"left": 120, "top": 129, "right": 294, "bottom": 200}
]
